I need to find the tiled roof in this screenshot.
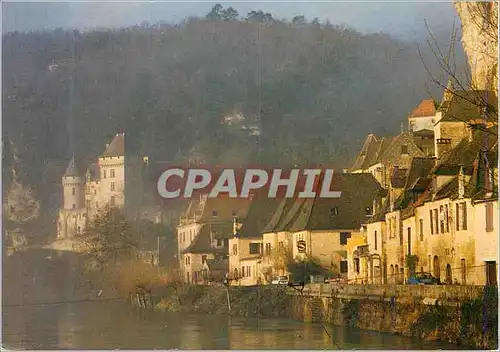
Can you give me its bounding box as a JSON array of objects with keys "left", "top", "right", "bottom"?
[
  {"left": 350, "top": 134, "right": 392, "bottom": 171},
  {"left": 391, "top": 167, "right": 407, "bottom": 188},
  {"left": 379, "top": 132, "right": 426, "bottom": 161},
  {"left": 434, "top": 134, "right": 496, "bottom": 176},
  {"left": 261, "top": 198, "right": 297, "bottom": 233},
  {"left": 198, "top": 196, "right": 252, "bottom": 223},
  {"left": 101, "top": 133, "right": 125, "bottom": 157},
  {"left": 205, "top": 258, "right": 228, "bottom": 271},
  {"left": 64, "top": 155, "right": 82, "bottom": 177},
  {"left": 236, "top": 194, "right": 281, "bottom": 238},
  {"left": 438, "top": 90, "right": 497, "bottom": 123},
  {"left": 285, "top": 173, "right": 383, "bottom": 231},
  {"left": 409, "top": 99, "right": 436, "bottom": 118},
  {"left": 404, "top": 157, "right": 436, "bottom": 190},
  {"left": 182, "top": 224, "right": 232, "bottom": 254},
  {"left": 465, "top": 148, "right": 498, "bottom": 200}
]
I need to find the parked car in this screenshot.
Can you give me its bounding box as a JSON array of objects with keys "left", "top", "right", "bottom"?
[
  {"left": 310, "top": 275, "right": 325, "bottom": 284},
  {"left": 271, "top": 276, "right": 289, "bottom": 285},
  {"left": 407, "top": 272, "right": 441, "bottom": 285},
  {"left": 325, "top": 276, "right": 346, "bottom": 284}
]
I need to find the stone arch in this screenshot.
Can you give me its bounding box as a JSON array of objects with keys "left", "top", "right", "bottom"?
[{"left": 395, "top": 264, "right": 399, "bottom": 284}]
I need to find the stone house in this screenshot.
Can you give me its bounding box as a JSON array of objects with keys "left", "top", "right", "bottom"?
[
  {"left": 408, "top": 99, "right": 437, "bottom": 132},
  {"left": 262, "top": 173, "right": 384, "bottom": 281},
  {"left": 177, "top": 195, "right": 251, "bottom": 284},
  {"left": 229, "top": 195, "right": 280, "bottom": 286}
]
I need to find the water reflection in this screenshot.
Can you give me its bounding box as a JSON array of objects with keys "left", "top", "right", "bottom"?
[{"left": 3, "top": 301, "right": 461, "bottom": 350}]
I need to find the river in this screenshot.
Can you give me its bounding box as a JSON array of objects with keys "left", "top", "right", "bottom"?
[
  {"left": 3, "top": 300, "right": 463, "bottom": 350},
  {"left": 2, "top": 249, "right": 461, "bottom": 349}
]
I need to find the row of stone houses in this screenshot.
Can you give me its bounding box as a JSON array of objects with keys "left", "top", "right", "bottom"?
[
  {"left": 176, "top": 85, "right": 498, "bottom": 287},
  {"left": 347, "top": 87, "right": 498, "bottom": 286},
  {"left": 177, "top": 173, "right": 386, "bottom": 285}
]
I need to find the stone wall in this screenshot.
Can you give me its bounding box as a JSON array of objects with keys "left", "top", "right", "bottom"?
[{"left": 150, "top": 283, "right": 496, "bottom": 349}]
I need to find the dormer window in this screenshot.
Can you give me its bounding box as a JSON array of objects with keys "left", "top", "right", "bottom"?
[
  {"left": 212, "top": 210, "right": 218, "bottom": 217},
  {"left": 110, "top": 169, "right": 115, "bottom": 178},
  {"left": 330, "top": 207, "right": 339, "bottom": 216},
  {"left": 401, "top": 145, "right": 408, "bottom": 154},
  {"left": 365, "top": 206, "right": 373, "bottom": 216}
]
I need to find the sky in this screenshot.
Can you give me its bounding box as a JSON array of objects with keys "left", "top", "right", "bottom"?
[{"left": 3, "top": 1, "right": 460, "bottom": 41}]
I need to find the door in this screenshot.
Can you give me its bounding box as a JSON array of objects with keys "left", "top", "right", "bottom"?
[
  {"left": 433, "top": 256, "right": 440, "bottom": 280},
  {"left": 407, "top": 227, "right": 411, "bottom": 255},
  {"left": 445, "top": 264, "right": 452, "bottom": 284},
  {"left": 486, "top": 261, "right": 497, "bottom": 286},
  {"left": 461, "top": 259, "right": 466, "bottom": 284}
]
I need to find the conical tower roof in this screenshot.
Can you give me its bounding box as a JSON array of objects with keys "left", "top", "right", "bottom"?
[{"left": 64, "top": 155, "right": 81, "bottom": 177}]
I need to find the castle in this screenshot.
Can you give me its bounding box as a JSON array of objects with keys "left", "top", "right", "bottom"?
[{"left": 57, "top": 133, "right": 147, "bottom": 239}]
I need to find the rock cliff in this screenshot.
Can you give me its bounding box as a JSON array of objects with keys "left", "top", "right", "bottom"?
[{"left": 455, "top": 1, "right": 498, "bottom": 92}]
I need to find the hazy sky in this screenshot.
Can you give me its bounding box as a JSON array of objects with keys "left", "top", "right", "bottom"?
[{"left": 3, "top": 1, "right": 460, "bottom": 41}]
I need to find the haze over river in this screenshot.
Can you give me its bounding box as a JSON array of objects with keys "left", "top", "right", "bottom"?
[{"left": 2, "top": 249, "right": 460, "bottom": 349}]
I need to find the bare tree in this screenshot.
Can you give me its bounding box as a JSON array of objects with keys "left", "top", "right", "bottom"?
[{"left": 417, "top": 2, "right": 498, "bottom": 137}]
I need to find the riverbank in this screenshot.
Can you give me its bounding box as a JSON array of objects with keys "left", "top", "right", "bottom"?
[{"left": 147, "top": 284, "right": 497, "bottom": 349}]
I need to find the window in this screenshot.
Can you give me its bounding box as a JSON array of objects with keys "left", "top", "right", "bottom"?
[
  {"left": 445, "top": 205, "right": 449, "bottom": 232},
  {"left": 365, "top": 206, "right": 372, "bottom": 216},
  {"left": 202, "top": 255, "right": 207, "bottom": 264},
  {"left": 217, "top": 238, "right": 224, "bottom": 247},
  {"left": 94, "top": 189, "right": 97, "bottom": 195},
  {"left": 374, "top": 231, "right": 378, "bottom": 250},
  {"left": 110, "top": 196, "right": 115, "bottom": 206},
  {"left": 439, "top": 206, "right": 445, "bottom": 234},
  {"left": 354, "top": 258, "right": 360, "bottom": 274},
  {"left": 110, "top": 169, "right": 115, "bottom": 178},
  {"left": 401, "top": 145, "right": 408, "bottom": 154},
  {"left": 77, "top": 226, "right": 81, "bottom": 235},
  {"left": 110, "top": 182, "right": 115, "bottom": 191},
  {"left": 249, "top": 243, "right": 261, "bottom": 254},
  {"left": 429, "top": 210, "right": 434, "bottom": 234},
  {"left": 232, "top": 244, "right": 238, "bottom": 255},
  {"left": 340, "top": 261, "right": 348, "bottom": 273},
  {"left": 265, "top": 243, "right": 271, "bottom": 255},
  {"left": 434, "top": 209, "right": 439, "bottom": 234},
  {"left": 486, "top": 203, "right": 494, "bottom": 232},
  {"left": 182, "top": 233, "right": 185, "bottom": 242},
  {"left": 103, "top": 170, "right": 107, "bottom": 179},
  {"left": 340, "top": 232, "right": 351, "bottom": 245},
  {"left": 330, "top": 207, "right": 339, "bottom": 216},
  {"left": 419, "top": 219, "right": 424, "bottom": 241},
  {"left": 72, "top": 204, "right": 76, "bottom": 209},
  {"left": 248, "top": 266, "right": 252, "bottom": 277},
  {"left": 212, "top": 210, "right": 218, "bottom": 217},
  {"left": 461, "top": 202, "right": 467, "bottom": 230},
  {"left": 72, "top": 187, "right": 76, "bottom": 195},
  {"left": 278, "top": 241, "right": 284, "bottom": 250}
]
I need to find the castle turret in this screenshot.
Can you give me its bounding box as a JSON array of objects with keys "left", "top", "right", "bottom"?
[{"left": 62, "top": 155, "right": 85, "bottom": 210}]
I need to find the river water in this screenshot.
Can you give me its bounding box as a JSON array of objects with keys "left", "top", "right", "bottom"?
[
  {"left": 3, "top": 300, "right": 463, "bottom": 350},
  {"left": 2, "top": 249, "right": 461, "bottom": 350}
]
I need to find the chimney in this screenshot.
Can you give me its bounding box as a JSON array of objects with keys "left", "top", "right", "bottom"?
[
  {"left": 458, "top": 166, "right": 465, "bottom": 199},
  {"left": 105, "top": 143, "right": 110, "bottom": 149}
]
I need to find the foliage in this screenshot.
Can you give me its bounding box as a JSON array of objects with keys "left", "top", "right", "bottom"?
[
  {"left": 3, "top": 12, "right": 451, "bottom": 225},
  {"left": 459, "top": 286, "right": 498, "bottom": 349},
  {"left": 287, "top": 256, "right": 331, "bottom": 281},
  {"left": 342, "top": 299, "right": 360, "bottom": 327},
  {"left": 80, "top": 206, "right": 138, "bottom": 268},
  {"left": 405, "top": 254, "right": 420, "bottom": 275},
  {"left": 411, "top": 304, "right": 451, "bottom": 339}
]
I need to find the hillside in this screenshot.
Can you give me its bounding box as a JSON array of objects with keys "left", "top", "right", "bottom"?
[{"left": 2, "top": 16, "right": 459, "bottom": 236}]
